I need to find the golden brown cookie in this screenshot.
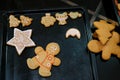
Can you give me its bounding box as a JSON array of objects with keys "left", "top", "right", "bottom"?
[
  {"left": 41, "top": 13, "right": 56, "bottom": 27},
  {"left": 68, "top": 12, "right": 82, "bottom": 19},
  {"left": 101, "top": 31, "right": 120, "bottom": 60},
  {"left": 55, "top": 12, "right": 68, "bottom": 25},
  {"left": 20, "top": 15, "right": 33, "bottom": 27},
  {"left": 9, "top": 15, "right": 21, "bottom": 27},
  {"left": 88, "top": 31, "right": 120, "bottom": 60},
  {"left": 93, "top": 20, "right": 115, "bottom": 44},
  {"left": 27, "top": 42, "right": 61, "bottom": 77}
]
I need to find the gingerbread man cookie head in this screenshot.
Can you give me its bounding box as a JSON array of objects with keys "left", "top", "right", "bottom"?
[{"left": 46, "top": 42, "right": 60, "bottom": 55}]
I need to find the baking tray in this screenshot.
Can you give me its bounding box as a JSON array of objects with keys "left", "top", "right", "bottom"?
[{"left": 1, "top": 7, "right": 97, "bottom": 80}]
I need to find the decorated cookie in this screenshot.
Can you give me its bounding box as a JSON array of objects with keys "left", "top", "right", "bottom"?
[
  {"left": 41, "top": 13, "right": 56, "bottom": 27},
  {"left": 20, "top": 15, "right": 33, "bottom": 27},
  {"left": 7, "top": 28, "right": 36, "bottom": 55},
  {"left": 66, "top": 28, "right": 81, "bottom": 39},
  {"left": 27, "top": 42, "right": 61, "bottom": 77},
  {"left": 68, "top": 12, "right": 82, "bottom": 19},
  {"left": 9, "top": 15, "right": 21, "bottom": 27},
  {"left": 55, "top": 12, "right": 68, "bottom": 25}
]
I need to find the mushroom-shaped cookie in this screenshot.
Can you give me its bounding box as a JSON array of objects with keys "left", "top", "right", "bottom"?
[{"left": 41, "top": 13, "right": 56, "bottom": 27}]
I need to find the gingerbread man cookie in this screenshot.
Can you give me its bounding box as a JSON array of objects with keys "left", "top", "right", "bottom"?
[
  {"left": 27, "top": 42, "right": 61, "bottom": 77},
  {"left": 41, "top": 13, "right": 56, "bottom": 27},
  {"left": 55, "top": 12, "right": 68, "bottom": 25},
  {"left": 88, "top": 31, "right": 120, "bottom": 60}
]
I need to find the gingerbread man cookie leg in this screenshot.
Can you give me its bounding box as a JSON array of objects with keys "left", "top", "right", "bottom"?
[
  {"left": 102, "top": 49, "right": 111, "bottom": 60},
  {"left": 39, "top": 66, "right": 51, "bottom": 77}
]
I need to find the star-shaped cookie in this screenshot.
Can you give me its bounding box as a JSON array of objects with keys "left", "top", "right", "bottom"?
[{"left": 7, "top": 28, "right": 36, "bottom": 55}]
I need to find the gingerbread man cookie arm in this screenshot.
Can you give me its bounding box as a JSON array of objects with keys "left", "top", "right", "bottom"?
[
  {"left": 53, "top": 57, "right": 61, "bottom": 66},
  {"left": 35, "top": 46, "right": 44, "bottom": 55},
  {"left": 27, "top": 58, "right": 40, "bottom": 69}
]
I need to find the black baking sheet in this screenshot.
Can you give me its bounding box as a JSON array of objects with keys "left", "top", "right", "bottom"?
[{"left": 1, "top": 7, "right": 97, "bottom": 80}]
